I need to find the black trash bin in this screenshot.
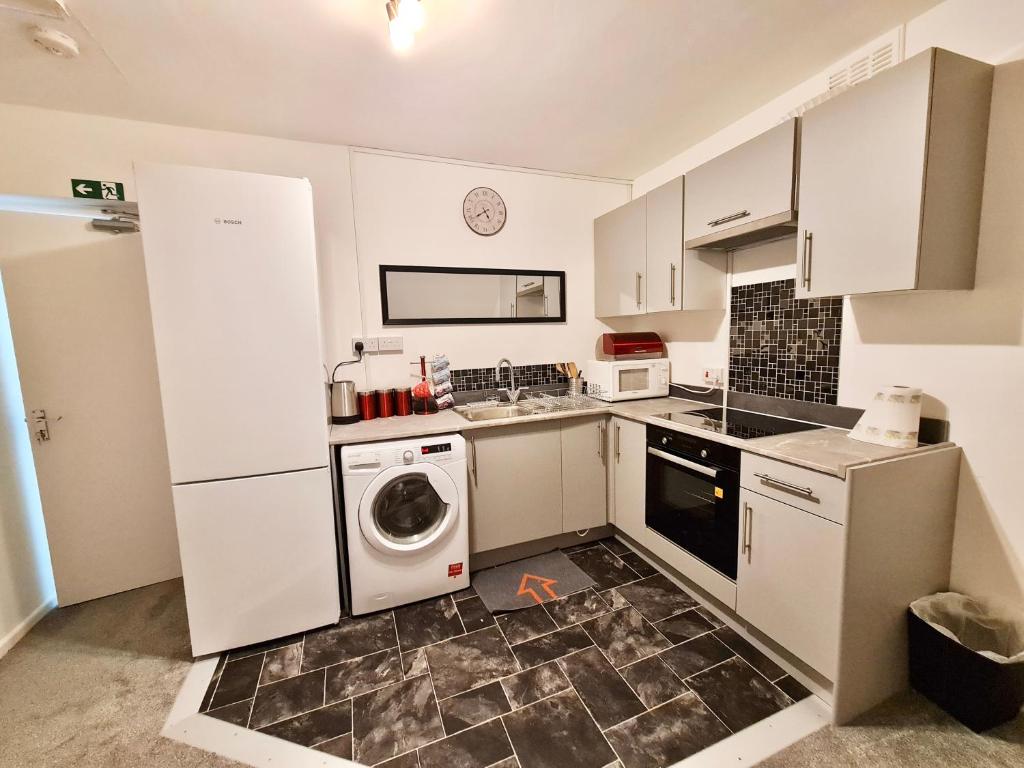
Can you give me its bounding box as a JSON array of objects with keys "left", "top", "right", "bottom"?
[{"left": 908, "top": 592, "right": 1024, "bottom": 732}]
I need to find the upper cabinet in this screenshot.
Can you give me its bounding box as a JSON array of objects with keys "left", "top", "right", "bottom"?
[
  {"left": 644, "top": 177, "right": 684, "bottom": 313},
  {"left": 595, "top": 177, "right": 726, "bottom": 318},
  {"left": 796, "top": 48, "right": 993, "bottom": 298},
  {"left": 684, "top": 118, "right": 799, "bottom": 250},
  {"left": 595, "top": 196, "right": 647, "bottom": 317}
]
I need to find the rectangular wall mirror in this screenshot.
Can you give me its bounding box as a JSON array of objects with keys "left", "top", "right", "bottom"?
[{"left": 380, "top": 266, "right": 566, "bottom": 325}]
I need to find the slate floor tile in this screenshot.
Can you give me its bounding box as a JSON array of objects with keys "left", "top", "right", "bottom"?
[
  {"left": 712, "top": 626, "right": 786, "bottom": 682},
  {"left": 502, "top": 689, "right": 617, "bottom": 768},
  {"left": 326, "top": 648, "right": 403, "bottom": 703},
  {"left": 617, "top": 553, "right": 657, "bottom": 578},
  {"left": 301, "top": 613, "right": 397, "bottom": 672},
  {"left": 314, "top": 733, "right": 352, "bottom": 759},
  {"left": 457, "top": 596, "right": 496, "bottom": 632},
  {"left": 377, "top": 751, "right": 421, "bottom": 768},
  {"left": 653, "top": 609, "right": 715, "bottom": 644},
  {"left": 451, "top": 585, "right": 478, "bottom": 601},
  {"left": 658, "top": 633, "right": 734, "bottom": 681},
  {"left": 352, "top": 676, "right": 444, "bottom": 765},
  {"left": 543, "top": 589, "right": 609, "bottom": 628},
  {"left": 604, "top": 692, "right": 731, "bottom": 768},
  {"left": 598, "top": 588, "right": 631, "bottom": 611},
  {"left": 612, "top": 574, "right": 697, "bottom": 623},
  {"left": 439, "top": 681, "right": 511, "bottom": 735},
  {"left": 205, "top": 699, "right": 252, "bottom": 727},
  {"left": 425, "top": 626, "right": 520, "bottom": 699},
  {"left": 619, "top": 656, "right": 688, "bottom": 709},
  {"left": 510, "top": 625, "right": 594, "bottom": 669},
  {"left": 556, "top": 647, "right": 645, "bottom": 729},
  {"left": 210, "top": 654, "right": 265, "bottom": 709},
  {"left": 257, "top": 699, "right": 352, "bottom": 747},
  {"left": 694, "top": 606, "right": 726, "bottom": 629},
  {"left": 490, "top": 758, "right": 520, "bottom": 768},
  {"left": 776, "top": 675, "right": 812, "bottom": 702},
  {"left": 250, "top": 668, "right": 327, "bottom": 729},
  {"left": 686, "top": 656, "right": 790, "bottom": 732},
  {"left": 567, "top": 547, "right": 639, "bottom": 590},
  {"left": 496, "top": 604, "right": 557, "bottom": 644},
  {"left": 580, "top": 607, "right": 671, "bottom": 668},
  {"left": 260, "top": 643, "right": 302, "bottom": 685},
  {"left": 394, "top": 596, "right": 465, "bottom": 651},
  {"left": 500, "top": 660, "right": 570, "bottom": 709},
  {"left": 418, "top": 718, "right": 513, "bottom": 768},
  {"left": 402, "top": 648, "right": 428, "bottom": 677},
  {"left": 226, "top": 633, "right": 303, "bottom": 662},
  {"left": 600, "top": 538, "right": 632, "bottom": 556}
]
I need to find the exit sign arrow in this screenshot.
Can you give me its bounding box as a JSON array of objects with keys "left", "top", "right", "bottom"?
[{"left": 71, "top": 178, "right": 125, "bottom": 201}]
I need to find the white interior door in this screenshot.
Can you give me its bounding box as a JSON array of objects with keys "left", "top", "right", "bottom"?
[{"left": 0, "top": 214, "right": 180, "bottom": 606}]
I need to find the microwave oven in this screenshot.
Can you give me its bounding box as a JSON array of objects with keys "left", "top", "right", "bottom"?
[{"left": 586, "top": 359, "right": 670, "bottom": 401}]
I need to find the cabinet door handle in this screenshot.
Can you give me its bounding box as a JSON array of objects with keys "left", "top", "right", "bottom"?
[
  {"left": 614, "top": 423, "right": 621, "bottom": 462},
  {"left": 596, "top": 422, "right": 603, "bottom": 459},
  {"left": 544, "top": 295, "right": 548, "bottom": 316},
  {"left": 470, "top": 437, "right": 478, "bottom": 486},
  {"left": 635, "top": 272, "right": 642, "bottom": 308},
  {"left": 707, "top": 209, "right": 750, "bottom": 228},
  {"left": 754, "top": 472, "right": 815, "bottom": 500},
  {"left": 801, "top": 231, "right": 813, "bottom": 290},
  {"left": 670, "top": 263, "right": 677, "bottom": 306},
  {"left": 742, "top": 502, "right": 753, "bottom": 564}
]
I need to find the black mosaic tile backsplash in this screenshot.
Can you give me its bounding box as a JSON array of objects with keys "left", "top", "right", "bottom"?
[
  {"left": 449, "top": 363, "right": 570, "bottom": 393},
  {"left": 729, "top": 279, "right": 843, "bottom": 405}
]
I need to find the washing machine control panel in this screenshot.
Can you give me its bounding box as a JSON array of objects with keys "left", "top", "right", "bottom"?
[{"left": 342, "top": 434, "right": 464, "bottom": 472}]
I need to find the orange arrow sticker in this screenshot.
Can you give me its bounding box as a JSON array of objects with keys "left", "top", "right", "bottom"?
[{"left": 517, "top": 573, "right": 559, "bottom": 604}]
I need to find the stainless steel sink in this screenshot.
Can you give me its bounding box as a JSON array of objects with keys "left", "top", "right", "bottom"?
[{"left": 454, "top": 405, "right": 535, "bottom": 422}]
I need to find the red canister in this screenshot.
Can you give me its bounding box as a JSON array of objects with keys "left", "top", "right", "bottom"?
[
  {"left": 395, "top": 387, "right": 413, "bottom": 416},
  {"left": 357, "top": 390, "right": 377, "bottom": 421},
  {"left": 376, "top": 388, "right": 396, "bottom": 418}
]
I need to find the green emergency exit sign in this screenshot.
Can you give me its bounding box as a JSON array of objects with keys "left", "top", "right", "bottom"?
[{"left": 71, "top": 179, "right": 125, "bottom": 201}]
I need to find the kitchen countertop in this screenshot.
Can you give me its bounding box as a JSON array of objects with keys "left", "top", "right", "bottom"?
[{"left": 329, "top": 396, "right": 952, "bottom": 478}]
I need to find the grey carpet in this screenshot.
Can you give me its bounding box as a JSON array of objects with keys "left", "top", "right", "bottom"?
[
  {"left": 0, "top": 578, "right": 242, "bottom": 768},
  {"left": 755, "top": 690, "right": 1024, "bottom": 768},
  {"left": 472, "top": 550, "right": 595, "bottom": 612}
]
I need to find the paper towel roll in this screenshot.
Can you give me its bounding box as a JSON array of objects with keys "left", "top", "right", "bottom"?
[{"left": 849, "top": 385, "right": 923, "bottom": 448}]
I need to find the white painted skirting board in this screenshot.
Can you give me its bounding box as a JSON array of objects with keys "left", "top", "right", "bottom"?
[
  {"left": 164, "top": 653, "right": 829, "bottom": 768},
  {"left": 0, "top": 597, "right": 56, "bottom": 659}
]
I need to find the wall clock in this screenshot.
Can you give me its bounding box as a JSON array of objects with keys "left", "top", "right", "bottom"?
[{"left": 463, "top": 187, "right": 507, "bottom": 236}]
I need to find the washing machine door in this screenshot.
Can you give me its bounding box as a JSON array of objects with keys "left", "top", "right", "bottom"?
[{"left": 358, "top": 463, "right": 460, "bottom": 556}]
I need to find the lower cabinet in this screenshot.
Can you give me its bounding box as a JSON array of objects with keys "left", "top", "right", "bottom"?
[
  {"left": 735, "top": 488, "right": 843, "bottom": 677},
  {"left": 468, "top": 423, "right": 563, "bottom": 554},
  {"left": 561, "top": 416, "right": 608, "bottom": 532},
  {"left": 611, "top": 416, "right": 646, "bottom": 542}
]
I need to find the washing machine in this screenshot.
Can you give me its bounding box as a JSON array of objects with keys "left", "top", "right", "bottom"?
[{"left": 341, "top": 434, "right": 469, "bottom": 615}]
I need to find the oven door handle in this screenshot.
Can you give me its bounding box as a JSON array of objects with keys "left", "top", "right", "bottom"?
[{"left": 647, "top": 447, "right": 718, "bottom": 478}]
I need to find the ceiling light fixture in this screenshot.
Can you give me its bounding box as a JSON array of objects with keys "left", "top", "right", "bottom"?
[{"left": 385, "top": 0, "right": 424, "bottom": 53}]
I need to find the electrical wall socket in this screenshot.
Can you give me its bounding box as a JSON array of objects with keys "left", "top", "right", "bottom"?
[
  {"left": 378, "top": 336, "right": 403, "bottom": 353},
  {"left": 702, "top": 367, "right": 724, "bottom": 386},
  {"left": 353, "top": 337, "right": 378, "bottom": 354}
]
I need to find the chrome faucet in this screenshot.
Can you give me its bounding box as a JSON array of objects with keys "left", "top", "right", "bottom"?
[{"left": 495, "top": 358, "right": 523, "bottom": 404}]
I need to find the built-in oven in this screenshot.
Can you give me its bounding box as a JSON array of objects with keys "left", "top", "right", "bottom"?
[{"left": 645, "top": 424, "right": 741, "bottom": 580}]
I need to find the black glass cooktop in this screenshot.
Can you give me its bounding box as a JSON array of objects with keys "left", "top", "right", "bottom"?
[{"left": 654, "top": 407, "right": 824, "bottom": 440}]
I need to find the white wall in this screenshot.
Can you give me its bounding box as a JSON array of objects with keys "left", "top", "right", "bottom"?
[
  {"left": 349, "top": 150, "right": 628, "bottom": 388},
  {"left": 0, "top": 106, "right": 626, "bottom": 645},
  {"left": 627, "top": 0, "right": 1024, "bottom": 609}
]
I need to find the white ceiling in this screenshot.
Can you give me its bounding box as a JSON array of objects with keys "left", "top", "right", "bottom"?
[{"left": 0, "top": 0, "right": 940, "bottom": 179}]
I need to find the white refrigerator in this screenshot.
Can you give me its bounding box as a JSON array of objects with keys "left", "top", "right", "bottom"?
[{"left": 135, "top": 162, "right": 340, "bottom": 656}]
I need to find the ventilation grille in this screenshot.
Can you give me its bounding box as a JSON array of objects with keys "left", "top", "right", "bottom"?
[{"left": 826, "top": 28, "right": 903, "bottom": 91}]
